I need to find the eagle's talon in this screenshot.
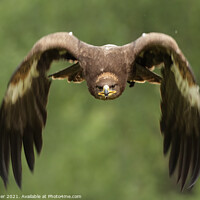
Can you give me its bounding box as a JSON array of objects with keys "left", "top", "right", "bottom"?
[{"left": 127, "top": 81, "right": 135, "bottom": 87}]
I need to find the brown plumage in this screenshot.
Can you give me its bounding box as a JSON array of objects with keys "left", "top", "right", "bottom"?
[{"left": 0, "top": 32, "right": 199, "bottom": 190}]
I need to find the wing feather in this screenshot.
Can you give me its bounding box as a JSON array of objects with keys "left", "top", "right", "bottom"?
[
  {"left": 23, "top": 127, "right": 35, "bottom": 172},
  {"left": 128, "top": 33, "right": 200, "bottom": 190},
  {"left": 10, "top": 130, "right": 22, "bottom": 188},
  {"left": 0, "top": 32, "right": 82, "bottom": 187}
]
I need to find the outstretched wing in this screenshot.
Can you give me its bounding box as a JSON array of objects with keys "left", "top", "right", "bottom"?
[
  {"left": 128, "top": 33, "right": 200, "bottom": 190},
  {"left": 0, "top": 32, "right": 82, "bottom": 188}
]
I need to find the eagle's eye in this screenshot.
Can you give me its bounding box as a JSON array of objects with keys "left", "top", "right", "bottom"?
[
  {"left": 110, "top": 84, "right": 117, "bottom": 89},
  {"left": 96, "top": 86, "right": 103, "bottom": 90}
]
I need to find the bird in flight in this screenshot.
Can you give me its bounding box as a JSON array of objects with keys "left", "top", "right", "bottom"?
[{"left": 0, "top": 32, "right": 199, "bottom": 191}]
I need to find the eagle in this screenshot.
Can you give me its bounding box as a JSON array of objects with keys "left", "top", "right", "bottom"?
[{"left": 0, "top": 32, "right": 199, "bottom": 191}]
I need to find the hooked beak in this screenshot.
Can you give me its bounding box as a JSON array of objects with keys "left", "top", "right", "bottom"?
[
  {"left": 98, "top": 85, "right": 116, "bottom": 97},
  {"left": 103, "top": 85, "right": 109, "bottom": 97}
]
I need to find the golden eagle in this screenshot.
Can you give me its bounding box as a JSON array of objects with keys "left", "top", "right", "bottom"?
[{"left": 0, "top": 32, "right": 199, "bottom": 190}]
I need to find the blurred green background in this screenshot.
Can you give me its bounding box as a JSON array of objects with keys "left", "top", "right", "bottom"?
[{"left": 0, "top": 0, "right": 200, "bottom": 199}]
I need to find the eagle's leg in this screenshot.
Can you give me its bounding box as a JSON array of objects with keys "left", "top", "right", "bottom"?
[{"left": 127, "top": 81, "right": 135, "bottom": 87}]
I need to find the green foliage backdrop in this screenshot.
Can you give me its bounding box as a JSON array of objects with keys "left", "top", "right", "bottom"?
[{"left": 0, "top": 0, "right": 200, "bottom": 199}]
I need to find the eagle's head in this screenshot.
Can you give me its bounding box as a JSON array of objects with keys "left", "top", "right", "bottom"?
[{"left": 88, "top": 72, "right": 125, "bottom": 100}]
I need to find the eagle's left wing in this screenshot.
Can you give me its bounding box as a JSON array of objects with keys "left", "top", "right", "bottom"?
[
  {"left": 0, "top": 32, "right": 83, "bottom": 188},
  {"left": 127, "top": 33, "right": 200, "bottom": 190}
]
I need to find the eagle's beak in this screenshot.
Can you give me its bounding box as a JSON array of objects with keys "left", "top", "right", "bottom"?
[
  {"left": 103, "top": 85, "right": 109, "bottom": 97},
  {"left": 98, "top": 85, "right": 116, "bottom": 97}
]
